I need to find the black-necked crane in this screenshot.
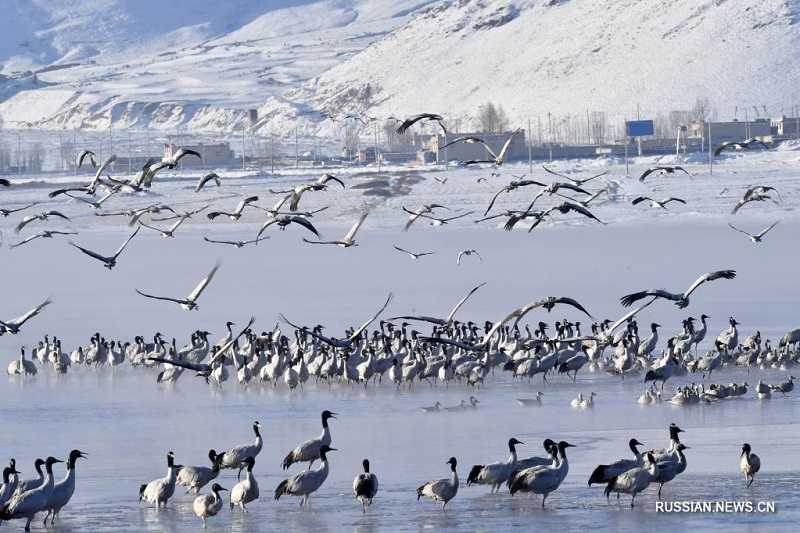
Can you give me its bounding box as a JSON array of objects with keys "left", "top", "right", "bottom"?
[
  {"left": 509, "top": 441, "right": 574, "bottom": 507},
  {"left": 281, "top": 411, "right": 337, "bottom": 470},
  {"left": 139, "top": 452, "right": 177, "bottom": 507},
  {"left": 728, "top": 220, "right": 779, "bottom": 243},
  {"left": 14, "top": 211, "right": 70, "bottom": 234},
  {"left": 632, "top": 196, "right": 686, "bottom": 209},
  {"left": 620, "top": 270, "right": 736, "bottom": 309},
  {"left": 207, "top": 195, "right": 259, "bottom": 221},
  {"left": 274, "top": 445, "right": 335, "bottom": 506},
  {"left": 195, "top": 172, "right": 221, "bottom": 192},
  {"left": 416, "top": 457, "right": 459, "bottom": 510},
  {"left": 402, "top": 203, "right": 450, "bottom": 231},
  {"left": 219, "top": 421, "right": 263, "bottom": 479},
  {"left": 193, "top": 483, "right": 227, "bottom": 526},
  {"left": 731, "top": 184, "right": 781, "bottom": 214},
  {"left": 461, "top": 128, "right": 523, "bottom": 166},
  {"left": 353, "top": 459, "right": 379, "bottom": 512},
  {"left": 467, "top": 438, "right": 524, "bottom": 493},
  {"left": 303, "top": 210, "right": 368, "bottom": 247},
  {"left": 602, "top": 451, "right": 657, "bottom": 506},
  {"left": 68, "top": 227, "right": 139, "bottom": 269},
  {"left": 136, "top": 260, "right": 221, "bottom": 311},
  {"left": 714, "top": 137, "right": 769, "bottom": 156},
  {"left": 162, "top": 147, "right": 201, "bottom": 168},
  {"left": 0, "top": 456, "right": 62, "bottom": 531},
  {"left": 740, "top": 443, "right": 760, "bottom": 487},
  {"left": 0, "top": 298, "right": 53, "bottom": 336},
  {"left": 42, "top": 449, "right": 87, "bottom": 525},
  {"left": 588, "top": 438, "right": 644, "bottom": 486},
  {"left": 638, "top": 166, "right": 692, "bottom": 182},
  {"left": 396, "top": 113, "right": 446, "bottom": 135}
]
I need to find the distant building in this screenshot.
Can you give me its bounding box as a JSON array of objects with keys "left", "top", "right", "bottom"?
[
  {"left": 770, "top": 115, "right": 800, "bottom": 137},
  {"left": 689, "top": 119, "right": 771, "bottom": 145},
  {"left": 163, "top": 142, "right": 233, "bottom": 167}
]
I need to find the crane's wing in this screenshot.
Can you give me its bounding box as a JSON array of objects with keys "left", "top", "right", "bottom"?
[
  {"left": 638, "top": 168, "right": 659, "bottom": 182},
  {"left": 14, "top": 215, "right": 39, "bottom": 234},
  {"left": 495, "top": 128, "right": 522, "bottom": 163},
  {"left": 135, "top": 289, "right": 184, "bottom": 305},
  {"left": 289, "top": 216, "right": 322, "bottom": 238},
  {"left": 620, "top": 289, "right": 682, "bottom": 307},
  {"left": 714, "top": 142, "right": 735, "bottom": 157},
  {"left": 346, "top": 292, "right": 394, "bottom": 343},
  {"left": 68, "top": 241, "right": 109, "bottom": 264},
  {"left": 444, "top": 282, "right": 487, "bottom": 324},
  {"left": 343, "top": 211, "right": 369, "bottom": 242},
  {"left": 484, "top": 186, "right": 513, "bottom": 216},
  {"left": 4, "top": 297, "right": 53, "bottom": 327},
  {"left": 317, "top": 173, "right": 345, "bottom": 188},
  {"left": 187, "top": 260, "right": 222, "bottom": 302},
  {"left": 92, "top": 154, "right": 117, "bottom": 186},
  {"left": 606, "top": 297, "right": 658, "bottom": 337},
  {"left": 757, "top": 220, "right": 780, "bottom": 238},
  {"left": 682, "top": 270, "right": 736, "bottom": 299},
  {"left": 113, "top": 226, "right": 140, "bottom": 258},
  {"left": 727, "top": 222, "right": 751, "bottom": 238}
]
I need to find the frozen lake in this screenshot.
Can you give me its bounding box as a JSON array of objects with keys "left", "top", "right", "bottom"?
[{"left": 0, "top": 147, "right": 798, "bottom": 531}]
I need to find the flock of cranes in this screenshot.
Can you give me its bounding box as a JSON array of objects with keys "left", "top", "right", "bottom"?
[
  {"left": 0, "top": 127, "right": 793, "bottom": 530},
  {"left": 0, "top": 416, "right": 766, "bottom": 530}
]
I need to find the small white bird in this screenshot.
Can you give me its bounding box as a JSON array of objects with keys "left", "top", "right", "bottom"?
[
  {"left": 580, "top": 391, "right": 597, "bottom": 408},
  {"left": 516, "top": 392, "right": 544, "bottom": 406},
  {"left": 135, "top": 260, "right": 221, "bottom": 311},
  {"left": 740, "top": 443, "right": 760, "bottom": 487},
  {"left": 570, "top": 393, "right": 584, "bottom": 408},
  {"left": 353, "top": 459, "right": 379, "bottom": 512},
  {"left": 394, "top": 245, "right": 436, "bottom": 260},
  {"left": 139, "top": 452, "right": 177, "bottom": 507},
  {"left": 416, "top": 457, "right": 459, "bottom": 510},
  {"left": 421, "top": 401, "right": 442, "bottom": 413},
  {"left": 230, "top": 457, "right": 259, "bottom": 512},
  {"left": 457, "top": 249, "right": 482, "bottom": 265},
  {"left": 193, "top": 483, "right": 227, "bottom": 527}
]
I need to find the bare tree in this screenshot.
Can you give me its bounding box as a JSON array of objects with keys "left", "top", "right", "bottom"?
[
  {"left": 588, "top": 111, "right": 606, "bottom": 144},
  {"left": 692, "top": 96, "right": 711, "bottom": 122},
  {"left": 477, "top": 102, "right": 508, "bottom": 133}
]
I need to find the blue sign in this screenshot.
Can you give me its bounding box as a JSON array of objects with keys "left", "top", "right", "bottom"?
[{"left": 626, "top": 120, "right": 654, "bottom": 136}]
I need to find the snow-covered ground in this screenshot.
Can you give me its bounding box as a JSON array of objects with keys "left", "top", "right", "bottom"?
[
  {"left": 0, "top": 145, "right": 797, "bottom": 530},
  {"left": 1, "top": 0, "right": 799, "bottom": 137}
]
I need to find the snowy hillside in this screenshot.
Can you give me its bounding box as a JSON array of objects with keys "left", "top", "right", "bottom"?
[{"left": 1, "top": 0, "right": 799, "bottom": 138}]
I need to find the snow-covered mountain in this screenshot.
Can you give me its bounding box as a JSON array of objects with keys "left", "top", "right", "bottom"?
[{"left": 1, "top": 0, "right": 798, "bottom": 138}]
